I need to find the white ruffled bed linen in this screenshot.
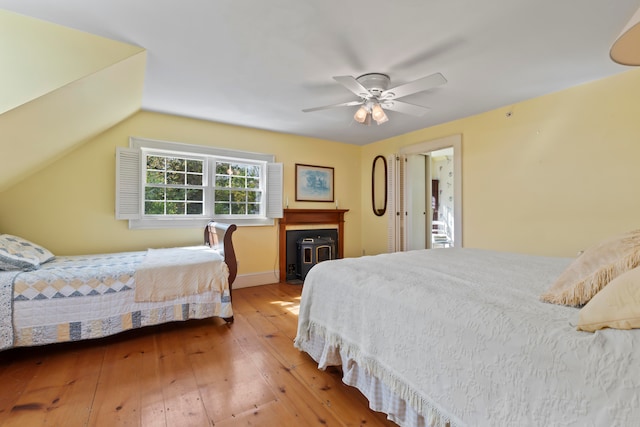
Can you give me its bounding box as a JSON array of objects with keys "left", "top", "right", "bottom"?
[
  {"left": 302, "top": 331, "right": 427, "bottom": 426},
  {"left": 294, "top": 248, "right": 640, "bottom": 427}
]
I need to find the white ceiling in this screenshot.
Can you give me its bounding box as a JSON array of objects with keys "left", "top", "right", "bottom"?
[{"left": 1, "top": 0, "right": 639, "bottom": 146}]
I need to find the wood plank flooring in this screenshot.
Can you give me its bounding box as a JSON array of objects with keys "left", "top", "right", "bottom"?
[{"left": 0, "top": 283, "right": 396, "bottom": 426}]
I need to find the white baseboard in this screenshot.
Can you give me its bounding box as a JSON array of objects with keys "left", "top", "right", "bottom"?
[{"left": 233, "top": 270, "right": 280, "bottom": 289}]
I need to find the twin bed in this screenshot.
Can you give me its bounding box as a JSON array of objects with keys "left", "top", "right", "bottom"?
[
  {"left": 295, "top": 230, "right": 640, "bottom": 426},
  {"left": 0, "top": 221, "right": 237, "bottom": 352}
]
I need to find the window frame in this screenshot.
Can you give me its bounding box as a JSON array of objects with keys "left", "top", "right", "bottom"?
[
  {"left": 212, "top": 160, "right": 265, "bottom": 218},
  {"left": 143, "top": 152, "right": 208, "bottom": 217},
  {"left": 124, "top": 137, "right": 280, "bottom": 229}
]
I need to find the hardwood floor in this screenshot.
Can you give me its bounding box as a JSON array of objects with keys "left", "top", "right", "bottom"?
[{"left": 0, "top": 283, "right": 396, "bottom": 426}]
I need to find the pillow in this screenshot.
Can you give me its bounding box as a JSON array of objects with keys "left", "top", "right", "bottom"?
[
  {"left": 0, "top": 234, "right": 55, "bottom": 271},
  {"left": 577, "top": 266, "right": 640, "bottom": 332},
  {"left": 540, "top": 229, "right": 640, "bottom": 307}
]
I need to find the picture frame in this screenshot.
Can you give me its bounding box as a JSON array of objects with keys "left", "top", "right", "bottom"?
[{"left": 295, "top": 163, "right": 334, "bottom": 202}]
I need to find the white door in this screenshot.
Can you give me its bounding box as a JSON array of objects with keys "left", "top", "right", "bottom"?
[
  {"left": 388, "top": 134, "right": 462, "bottom": 252},
  {"left": 406, "top": 155, "right": 427, "bottom": 250}
]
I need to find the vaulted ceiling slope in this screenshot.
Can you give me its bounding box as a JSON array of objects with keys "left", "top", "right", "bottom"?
[
  {"left": 1, "top": 1, "right": 640, "bottom": 191},
  {"left": 0, "top": 10, "right": 145, "bottom": 192}
]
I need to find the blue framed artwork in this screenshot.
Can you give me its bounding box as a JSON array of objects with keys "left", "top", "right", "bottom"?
[{"left": 295, "top": 163, "right": 334, "bottom": 202}]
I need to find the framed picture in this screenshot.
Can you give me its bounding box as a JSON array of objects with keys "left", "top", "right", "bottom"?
[{"left": 295, "top": 163, "right": 334, "bottom": 202}]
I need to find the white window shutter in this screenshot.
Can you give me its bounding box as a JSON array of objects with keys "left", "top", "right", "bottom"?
[
  {"left": 116, "top": 147, "right": 141, "bottom": 220},
  {"left": 266, "top": 162, "right": 283, "bottom": 218}
]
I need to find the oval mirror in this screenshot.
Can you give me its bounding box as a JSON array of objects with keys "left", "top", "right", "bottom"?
[{"left": 372, "top": 155, "right": 387, "bottom": 216}]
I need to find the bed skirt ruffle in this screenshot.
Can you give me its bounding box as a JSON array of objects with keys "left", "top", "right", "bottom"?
[{"left": 295, "top": 325, "right": 454, "bottom": 427}]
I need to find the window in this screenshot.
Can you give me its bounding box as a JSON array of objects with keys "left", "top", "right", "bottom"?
[
  {"left": 213, "top": 161, "right": 262, "bottom": 216},
  {"left": 116, "top": 137, "right": 282, "bottom": 229},
  {"left": 144, "top": 154, "right": 205, "bottom": 216}
]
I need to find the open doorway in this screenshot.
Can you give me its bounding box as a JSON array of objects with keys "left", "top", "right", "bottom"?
[
  {"left": 429, "top": 148, "right": 455, "bottom": 248},
  {"left": 391, "top": 134, "right": 462, "bottom": 251}
]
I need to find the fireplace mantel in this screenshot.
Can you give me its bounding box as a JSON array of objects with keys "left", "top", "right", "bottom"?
[{"left": 279, "top": 209, "right": 349, "bottom": 282}]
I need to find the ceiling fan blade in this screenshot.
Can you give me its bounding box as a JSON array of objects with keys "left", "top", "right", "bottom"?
[
  {"left": 302, "top": 100, "right": 363, "bottom": 113},
  {"left": 381, "top": 100, "right": 430, "bottom": 117},
  {"left": 333, "top": 76, "right": 371, "bottom": 98},
  {"left": 381, "top": 72, "right": 447, "bottom": 100}
]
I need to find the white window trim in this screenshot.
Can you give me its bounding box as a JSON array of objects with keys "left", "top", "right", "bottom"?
[{"left": 116, "top": 137, "right": 282, "bottom": 229}]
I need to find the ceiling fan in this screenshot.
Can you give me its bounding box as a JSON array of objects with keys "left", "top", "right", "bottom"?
[{"left": 302, "top": 72, "right": 447, "bottom": 125}]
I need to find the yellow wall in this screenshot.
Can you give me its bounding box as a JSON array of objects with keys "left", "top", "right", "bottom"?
[
  {"left": 361, "top": 68, "right": 640, "bottom": 257},
  {"left": 0, "top": 111, "right": 362, "bottom": 280},
  {"left": 3, "top": 67, "right": 640, "bottom": 282}
]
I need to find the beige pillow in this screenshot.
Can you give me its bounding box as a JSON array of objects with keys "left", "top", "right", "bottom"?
[
  {"left": 540, "top": 229, "right": 640, "bottom": 307},
  {"left": 577, "top": 266, "right": 640, "bottom": 332}
]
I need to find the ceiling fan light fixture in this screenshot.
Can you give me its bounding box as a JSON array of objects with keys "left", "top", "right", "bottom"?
[
  {"left": 354, "top": 106, "right": 368, "bottom": 123},
  {"left": 304, "top": 72, "right": 445, "bottom": 126},
  {"left": 375, "top": 114, "right": 389, "bottom": 125},
  {"left": 371, "top": 103, "right": 389, "bottom": 124}
]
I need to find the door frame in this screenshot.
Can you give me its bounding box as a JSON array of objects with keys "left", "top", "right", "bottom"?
[{"left": 399, "top": 134, "right": 462, "bottom": 248}]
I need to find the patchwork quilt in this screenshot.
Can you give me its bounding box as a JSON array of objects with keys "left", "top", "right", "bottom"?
[
  {"left": 1, "top": 248, "right": 232, "bottom": 351},
  {"left": 14, "top": 252, "right": 140, "bottom": 301},
  {"left": 0, "top": 271, "right": 18, "bottom": 350}
]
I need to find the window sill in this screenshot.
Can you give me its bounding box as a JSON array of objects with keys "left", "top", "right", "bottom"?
[{"left": 128, "top": 217, "right": 274, "bottom": 229}]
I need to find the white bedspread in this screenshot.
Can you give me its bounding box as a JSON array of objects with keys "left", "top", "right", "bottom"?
[
  {"left": 294, "top": 248, "right": 640, "bottom": 426},
  {"left": 134, "top": 246, "right": 227, "bottom": 302}
]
